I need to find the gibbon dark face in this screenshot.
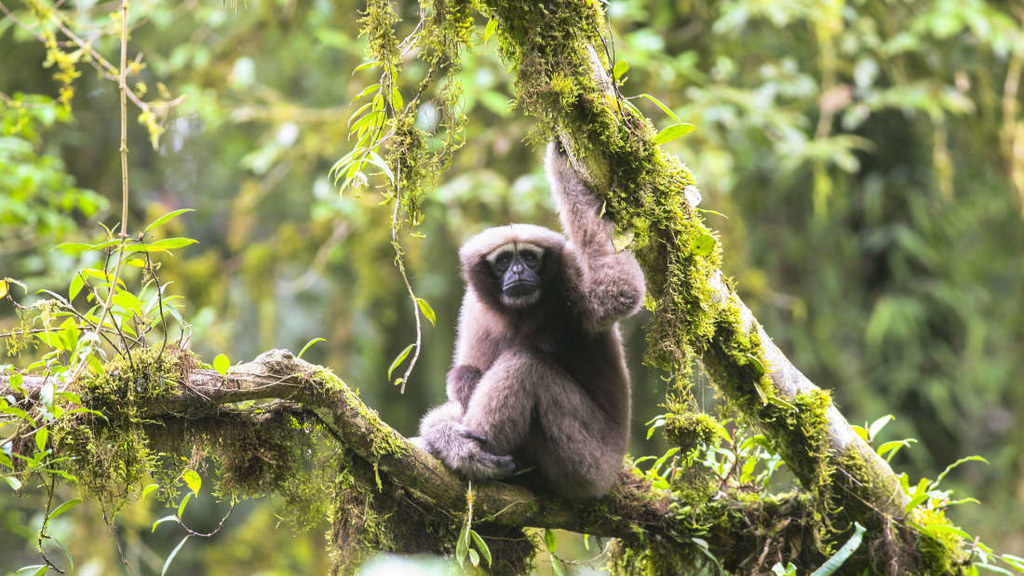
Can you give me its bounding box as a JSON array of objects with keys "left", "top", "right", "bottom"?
[
  {"left": 459, "top": 224, "right": 566, "bottom": 315},
  {"left": 487, "top": 242, "right": 545, "bottom": 307}
]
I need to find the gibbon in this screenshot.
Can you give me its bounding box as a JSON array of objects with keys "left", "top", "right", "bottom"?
[{"left": 412, "top": 142, "right": 645, "bottom": 499}]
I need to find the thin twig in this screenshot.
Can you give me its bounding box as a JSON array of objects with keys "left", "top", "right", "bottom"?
[{"left": 118, "top": 0, "right": 130, "bottom": 238}]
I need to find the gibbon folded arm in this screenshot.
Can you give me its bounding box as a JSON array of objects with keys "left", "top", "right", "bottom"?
[{"left": 411, "top": 142, "right": 645, "bottom": 499}]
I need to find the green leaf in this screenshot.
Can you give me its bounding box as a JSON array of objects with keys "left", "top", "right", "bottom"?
[
  {"left": 352, "top": 60, "right": 380, "bottom": 74},
  {"left": 131, "top": 237, "right": 199, "bottom": 253},
  {"left": 182, "top": 469, "right": 201, "bottom": 496},
  {"left": 298, "top": 337, "right": 327, "bottom": 359},
  {"left": 455, "top": 521, "right": 469, "bottom": 567},
  {"left": 69, "top": 274, "right": 85, "bottom": 301},
  {"left": 388, "top": 344, "right": 415, "bottom": 381},
  {"left": 932, "top": 455, "right": 987, "bottom": 489},
  {"left": 868, "top": 414, "right": 894, "bottom": 440},
  {"left": 639, "top": 93, "right": 680, "bottom": 122},
  {"left": 212, "top": 354, "right": 230, "bottom": 376},
  {"left": 809, "top": 522, "right": 865, "bottom": 576},
  {"left": 151, "top": 515, "right": 179, "bottom": 532},
  {"left": 0, "top": 279, "right": 8, "bottom": 299},
  {"left": 976, "top": 564, "right": 1014, "bottom": 575},
  {"left": 176, "top": 493, "right": 192, "bottom": 518},
  {"left": 877, "top": 439, "right": 916, "bottom": 462},
  {"left": 14, "top": 565, "right": 47, "bottom": 576},
  {"left": 141, "top": 483, "right": 159, "bottom": 500},
  {"left": 468, "top": 548, "right": 480, "bottom": 567},
  {"left": 143, "top": 209, "right": 195, "bottom": 235},
  {"left": 691, "top": 233, "right": 716, "bottom": 257},
  {"left": 469, "top": 529, "right": 492, "bottom": 566},
  {"left": 54, "top": 242, "right": 94, "bottom": 256},
  {"left": 34, "top": 428, "right": 48, "bottom": 452},
  {"left": 552, "top": 556, "right": 566, "bottom": 576},
  {"left": 483, "top": 18, "right": 498, "bottom": 42},
  {"left": 544, "top": 528, "right": 557, "bottom": 553},
  {"left": 161, "top": 535, "right": 191, "bottom": 576},
  {"left": 390, "top": 85, "right": 404, "bottom": 110},
  {"left": 354, "top": 83, "right": 380, "bottom": 100},
  {"left": 416, "top": 298, "right": 436, "bottom": 326},
  {"left": 653, "top": 122, "right": 696, "bottom": 144},
  {"left": 365, "top": 150, "right": 394, "bottom": 183},
  {"left": 112, "top": 290, "right": 143, "bottom": 316},
  {"left": 4, "top": 475, "right": 22, "bottom": 491},
  {"left": 613, "top": 59, "right": 629, "bottom": 81},
  {"left": 48, "top": 498, "right": 82, "bottom": 520}
]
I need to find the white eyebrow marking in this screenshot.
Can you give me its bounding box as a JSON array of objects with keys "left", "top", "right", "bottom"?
[
  {"left": 485, "top": 242, "right": 545, "bottom": 265},
  {"left": 485, "top": 243, "right": 516, "bottom": 265}
]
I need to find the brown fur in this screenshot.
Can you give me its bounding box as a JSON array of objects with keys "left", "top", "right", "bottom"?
[{"left": 411, "top": 143, "right": 645, "bottom": 499}]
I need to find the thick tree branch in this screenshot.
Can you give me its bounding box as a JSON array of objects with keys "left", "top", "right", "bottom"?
[{"left": 2, "top": 350, "right": 833, "bottom": 571}]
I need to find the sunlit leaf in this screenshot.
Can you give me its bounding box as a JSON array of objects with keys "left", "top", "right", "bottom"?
[
  {"left": 653, "top": 122, "right": 696, "bottom": 144},
  {"left": 48, "top": 498, "right": 82, "bottom": 520},
  {"left": 143, "top": 209, "right": 195, "bottom": 235},
  {"left": 483, "top": 18, "right": 498, "bottom": 42},
  {"left": 212, "top": 354, "right": 230, "bottom": 376},
  {"left": 868, "top": 414, "right": 894, "bottom": 441},
  {"left": 639, "top": 93, "right": 680, "bottom": 122},
  {"left": 151, "top": 515, "right": 179, "bottom": 532},
  {"left": 809, "top": 522, "right": 865, "bottom": 576},
  {"left": 182, "top": 469, "right": 201, "bottom": 496},
  {"left": 388, "top": 344, "right": 415, "bottom": 381},
  {"left": 161, "top": 535, "right": 191, "bottom": 576},
  {"left": 613, "top": 59, "right": 629, "bottom": 81},
  {"left": 141, "top": 483, "right": 159, "bottom": 500},
  {"left": 34, "top": 428, "right": 48, "bottom": 452},
  {"left": 691, "top": 233, "right": 716, "bottom": 257},
  {"left": 352, "top": 60, "right": 381, "bottom": 74},
  {"left": 176, "top": 493, "right": 192, "bottom": 518},
  {"left": 69, "top": 274, "right": 85, "bottom": 301},
  {"left": 544, "top": 528, "right": 557, "bottom": 553},
  {"left": 298, "top": 338, "right": 327, "bottom": 359},
  {"left": 416, "top": 298, "right": 436, "bottom": 326},
  {"left": 0, "top": 279, "right": 7, "bottom": 299}
]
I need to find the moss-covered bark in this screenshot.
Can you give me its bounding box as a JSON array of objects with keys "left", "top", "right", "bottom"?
[
  {"left": 475, "top": 0, "right": 973, "bottom": 573},
  {"left": 3, "top": 349, "right": 893, "bottom": 573}
]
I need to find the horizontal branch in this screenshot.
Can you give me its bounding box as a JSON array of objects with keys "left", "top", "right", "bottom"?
[{"left": 2, "top": 349, "right": 828, "bottom": 571}]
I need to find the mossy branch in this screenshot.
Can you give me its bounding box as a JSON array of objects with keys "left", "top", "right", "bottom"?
[{"left": 3, "top": 349, "right": 849, "bottom": 572}]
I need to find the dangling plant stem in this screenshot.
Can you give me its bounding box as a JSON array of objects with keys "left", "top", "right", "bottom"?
[{"left": 118, "top": 0, "right": 130, "bottom": 238}]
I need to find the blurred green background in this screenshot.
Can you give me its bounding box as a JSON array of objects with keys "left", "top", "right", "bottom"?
[{"left": 2, "top": 0, "right": 1023, "bottom": 573}]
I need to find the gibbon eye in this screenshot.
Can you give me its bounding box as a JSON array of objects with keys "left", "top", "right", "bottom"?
[
  {"left": 493, "top": 252, "right": 513, "bottom": 273},
  {"left": 520, "top": 250, "right": 540, "bottom": 269}
]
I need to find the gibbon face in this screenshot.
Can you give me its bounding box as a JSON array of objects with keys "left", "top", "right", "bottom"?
[
  {"left": 459, "top": 224, "right": 566, "bottom": 314},
  {"left": 486, "top": 242, "right": 545, "bottom": 308}
]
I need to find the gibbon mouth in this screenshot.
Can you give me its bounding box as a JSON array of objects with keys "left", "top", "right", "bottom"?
[{"left": 503, "top": 282, "right": 538, "bottom": 298}]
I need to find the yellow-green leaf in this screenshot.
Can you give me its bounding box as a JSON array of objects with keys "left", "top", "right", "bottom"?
[
  {"left": 613, "top": 60, "right": 629, "bottom": 81},
  {"left": 388, "top": 344, "right": 415, "bottom": 381},
  {"left": 653, "top": 122, "right": 696, "bottom": 144},
  {"left": 182, "top": 469, "right": 201, "bottom": 496},
  {"left": 213, "top": 354, "right": 230, "bottom": 376},
  {"left": 416, "top": 298, "right": 436, "bottom": 326}
]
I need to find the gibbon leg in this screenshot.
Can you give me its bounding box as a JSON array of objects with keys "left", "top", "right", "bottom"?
[
  {"left": 414, "top": 401, "right": 516, "bottom": 480},
  {"left": 462, "top": 349, "right": 620, "bottom": 498},
  {"left": 531, "top": 377, "right": 623, "bottom": 499}
]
